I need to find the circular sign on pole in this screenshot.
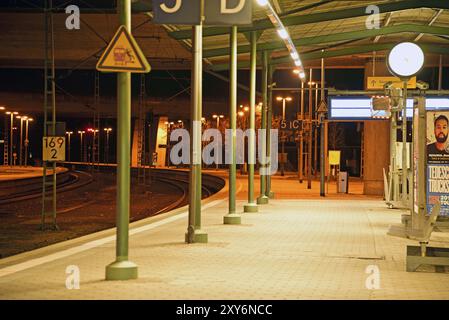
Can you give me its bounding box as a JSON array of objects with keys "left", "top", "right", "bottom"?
[{"left": 387, "top": 42, "right": 424, "bottom": 78}]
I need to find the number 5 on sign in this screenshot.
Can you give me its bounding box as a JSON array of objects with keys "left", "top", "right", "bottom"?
[{"left": 43, "top": 136, "right": 66, "bottom": 161}]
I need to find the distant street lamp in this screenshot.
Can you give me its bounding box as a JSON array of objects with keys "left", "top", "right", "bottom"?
[
  {"left": 165, "top": 121, "right": 174, "bottom": 167},
  {"left": 276, "top": 96, "right": 292, "bottom": 176},
  {"left": 17, "top": 115, "right": 27, "bottom": 166},
  {"left": 24, "top": 118, "right": 33, "bottom": 166},
  {"left": 104, "top": 128, "right": 112, "bottom": 164},
  {"left": 5, "top": 111, "right": 18, "bottom": 166},
  {"left": 212, "top": 114, "right": 224, "bottom": 170},
  {"left": 78, "top": 130, "right": 85, "bottom": 162},
  {"left": 65, "top": 131, "right": 73, "bottom": 162}
]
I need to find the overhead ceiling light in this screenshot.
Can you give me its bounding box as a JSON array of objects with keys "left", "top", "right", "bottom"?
[
  {"left": 294, "top": 59, "right": 302, "bottom": 67},
  {"left": 277, "top": 28, "right": 288, "bottom": 39},
  {"left": 290, "top": 51, "right": 299, "bottom": 60},
  {"left": 256, "top": 0, "right": 268, "bottom": 6}
]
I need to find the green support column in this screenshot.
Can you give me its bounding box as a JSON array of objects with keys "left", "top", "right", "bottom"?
[
  {"left": 266, "top": 64, "right": 275, "bottom": 199},
  {"left": 186, "top": 12, "right": 208, "bottom": 242},
  {"left": 257, "top": 51, "right": 269, "bottom": 205},
  {"left": 224, "top": 26, "right": 242, "bottom": 225},
  {"left": 243, "top": 31, "right": 258, "bottom": 213},
  {"left": 105, "top": 0, "right": 137, "bottom": 280}
]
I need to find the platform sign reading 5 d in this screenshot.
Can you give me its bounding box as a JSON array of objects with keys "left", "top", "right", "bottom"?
[
  {"left": 153, "top": 0, "right": 252, "bottom": 25},
  {"left": 43, "top": 136, "right": 66, "bottom": 162}
]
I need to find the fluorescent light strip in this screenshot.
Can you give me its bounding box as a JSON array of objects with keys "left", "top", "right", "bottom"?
[{"left": 260, "top": 1, "right": 305, "bottom": 79}]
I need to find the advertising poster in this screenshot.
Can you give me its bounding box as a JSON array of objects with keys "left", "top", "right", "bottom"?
[{"left": 426, "top": 110, "right": 449, "bottom": 216}]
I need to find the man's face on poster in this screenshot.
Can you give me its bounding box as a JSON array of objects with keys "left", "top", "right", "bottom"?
[{"left": 435, "top": 118, "right": 448, "bottom": 143}]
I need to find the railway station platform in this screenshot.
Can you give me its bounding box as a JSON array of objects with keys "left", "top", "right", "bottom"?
[
  {"left": 0, "top": 174, "right": 448, "bottom": 300},
  {"left": 0, "top": 166, "right": 67, "bottom": 182}
]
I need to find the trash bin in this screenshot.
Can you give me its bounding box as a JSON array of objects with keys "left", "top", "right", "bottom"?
[{"left": 337, "top": 171, "right": 349, "bottom": 193}]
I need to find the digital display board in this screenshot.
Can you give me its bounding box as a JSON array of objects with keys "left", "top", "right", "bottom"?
[{"left": 328, "top": 96, "right": 449, "bottom": 120}]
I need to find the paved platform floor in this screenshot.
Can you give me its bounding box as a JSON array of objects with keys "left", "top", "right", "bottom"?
[{"left": 0, "top": 178, "right": 448, "bottom": 300}]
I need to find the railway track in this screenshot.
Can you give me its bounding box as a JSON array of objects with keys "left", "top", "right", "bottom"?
[
  {"left": 0, "top": 165, "right": 225, "bottom": 212},
  {"left": 0, "top": 170, "right": 93, "bottom": 205}
]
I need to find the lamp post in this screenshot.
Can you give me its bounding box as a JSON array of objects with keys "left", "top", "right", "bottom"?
[
  {"left": 212, "top": 114, "right": 224, "bottom": 170},
  {"left": 5, "top": 111, "right": 18, "bottom": 166},
  {"left": 78, "top": 130, "right": 85, "bottom": 162},
  {"left": 17, "top": 115, "right": 27, "bottom": 166},
  {"left": 65, "top": 131, "right": 73, "bottom": 162},
  {"left": 165, "top": 121, "right": 174, "bottom": 167},
  {"left": 0, "top": 106, "right": 5, "bottom": 165},
  {"left": 387, "top": 42, "right": 424, "bottom": 220},
  {"left": 24, "top": 118, "right": 33, "bottom": 166},
  {"left": 276, "top": 96, "right": 292, "bottom": 176},
  {"left": 87, "top": 128, "right": 99, "bottom": 163},
  {"left": 104, "top": 128, "right": 112, "bottom": 164}
]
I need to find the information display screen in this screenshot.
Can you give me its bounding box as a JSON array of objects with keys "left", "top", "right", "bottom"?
[{"left": 328, "top": 96, "right": 449, "bottom": 120}]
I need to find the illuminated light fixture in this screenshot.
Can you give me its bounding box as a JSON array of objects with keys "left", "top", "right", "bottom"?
[
  {"left": 387, "top": 42, "right": 424, "bottom": 78},
  {"left": 259, "top": 0, "right": 305, "bottom": 80},
  {"left": 277, "top": 28, "right": 288, "bottom": 39},
  {"left": 293, "top": 69, "right": 300, "bottom": 74},
  {"left": 0, "top": 106, "right": 5, "bottom": 110}
]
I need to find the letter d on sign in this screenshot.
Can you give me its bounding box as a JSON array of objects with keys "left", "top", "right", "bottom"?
[{"left": 221, "top": 0, "right": 245, "bottom": 14}]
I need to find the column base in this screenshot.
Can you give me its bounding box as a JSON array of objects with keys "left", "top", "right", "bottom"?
[
  {"left": 223, "top": 213, "right": 241, "bottom": 225},
  {"left": 243, "top": 203, "right": 258, "bottom": 213},
  {"left": 185, "top": 229, "right": 208, "bottom": 244},
  {"left": 105, "top": 260, "right": 138, "bottom": 281},
  {"left": 257, "top": 195, "right": 269, "bottom": 204}
]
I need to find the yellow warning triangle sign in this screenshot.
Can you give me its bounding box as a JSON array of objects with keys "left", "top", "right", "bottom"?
[
  {"left": 317, "top": 100, "right": 328, "bottom": 113},
  {"left": 96, "top": 25, "right": 150, "bottom": 73}
]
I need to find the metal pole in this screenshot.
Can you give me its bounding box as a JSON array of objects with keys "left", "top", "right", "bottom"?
[
  {"left": 307, "top": 69, "right": 313, "bottom": 189},
  {"left": 402, "top": 80, "right": 408, "bottom": 204},
  {"left": 67, "top": 133, "right": 71, "bottom": 162},
  {"left": 244, "top": 31, "right": 258, "bottom": 213},
  {"left": 216, "top": 117, "right": 219, "bottom": 170},
  {"left": 19, "top": 118, "right": 23, "bottom": 166},
  {"left": 299, "top": 81, "right": 304, "bottom": 183},
  {"left": 314, "top": 83, "right": 318, "bottom": 175},
  {"left": 105, "top": 0, "right": 137, "bottom": 281},
  {"left": 186, "top": 5, "right": 208, "bottom": 242},
  {"left": 224, "top": 25, "right": 241, "bottom": 224},
  {"left": 24, "top": 120, "right": 29, "bottom": 166},
  {"left": 257, "top": 51, "right": 269, "bottom": 205},
  {"left": 438, "top": 55, "right": 443, "bottom": 91},
  {"left": 9, "top": 114, "right": 13, "bottom": 166},
  {"left": 281, "top": 98, "right": 285, "bottom": 176},
  {"left": 320, "top": 57, "right": 325, "bottom": 196},
  {"left": 266, "top": 64, "right": 274, "bottom": 198}
]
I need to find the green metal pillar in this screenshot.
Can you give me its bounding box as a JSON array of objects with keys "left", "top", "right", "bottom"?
[
  {"left": 257, "top": 51, "right": 269, "bottom": 205},
  {"left": 320, "top": 57, "right": 326, "bottom": 197},
  {"left": 266, "top": 64, "right": 275, "bottom": 199},
  {"left": 224, "top": 26, "right": 241, "bottom": 224},
  {"left": 105, "top": 0, "right": 138, "bottom": 281},
  {"left": 243, "top": 31, "right": 258, "bottom": 213},
  {"left": 186, "top": 12, "right": 208, "bottom": 242}
]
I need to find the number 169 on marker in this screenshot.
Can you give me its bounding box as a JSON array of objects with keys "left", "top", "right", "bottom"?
[{"left": 43, "top": 136, "right": 66, "bottom": 162}]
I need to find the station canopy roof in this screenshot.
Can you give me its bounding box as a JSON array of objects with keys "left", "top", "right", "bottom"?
[{"left": 1, "top": 0, "right": 449, "bottom": 70}]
